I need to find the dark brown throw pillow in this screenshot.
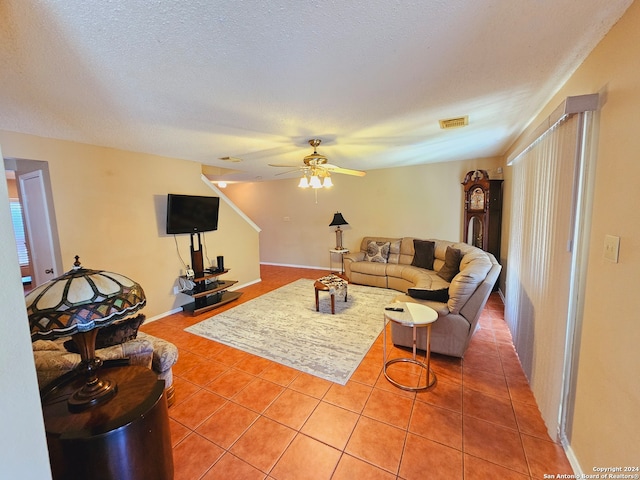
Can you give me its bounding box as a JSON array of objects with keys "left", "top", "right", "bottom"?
[
  {"left": 64, "top": 314, "right": 146, "bottom": 353},
  {"left": 437, "top": 246, "right": 463, "bottom": 282},
  {"left": 407, "top": 287, "right": 450, "bottom": 302},
  {"left": 411, "top": 239, "right": 435, "bottom": 270}
]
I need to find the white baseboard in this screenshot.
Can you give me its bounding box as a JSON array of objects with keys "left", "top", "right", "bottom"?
[{"left": 260, "top": 261, "right": 329, "bottom": 270}]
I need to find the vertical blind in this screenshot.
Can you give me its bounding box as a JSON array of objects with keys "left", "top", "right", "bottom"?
[
  {"left": 505, "top": 103, "right": 594, "bottom": 439},
  {"left": 10, "top": 200, "right": 30, "bottom": 266}
]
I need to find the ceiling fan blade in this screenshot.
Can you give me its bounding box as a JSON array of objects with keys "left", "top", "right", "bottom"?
[
  {"left": 324, "top": 164, "right": 367, "bottom": 176},
  {"left": 268, "top": 163, "right": 301, "bottom": 167},
  {"left": 274, "top": 168, "right": 303, "bottom": 176}
]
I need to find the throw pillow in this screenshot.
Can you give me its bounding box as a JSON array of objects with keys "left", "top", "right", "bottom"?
[
  {"left": 411, "top": 239, "right": 435, "bottom": 270},
  {"left": 407, "top": 287, "right": 450, "bottom": 302},
  {"left": 63, "top": 314, "right": 146, "bottom": 353},
  {"left": 365, "top": 241, "right": 391, "bottom": 263},
  {"left": 387, "top": 240, "right": 402, "bottom": 264},
  {"left": 437, "top": 246, "right": 463, "bottom": 282}
]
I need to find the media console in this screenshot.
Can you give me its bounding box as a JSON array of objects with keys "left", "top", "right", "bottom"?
[
  {"left": 181, "top": 269, "right": 242, "bottom": 315},
  {"left": 182, "top": 232, "right": 242, "bottom": 315}
]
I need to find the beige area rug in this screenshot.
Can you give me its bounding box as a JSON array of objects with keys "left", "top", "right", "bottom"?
[{"left": 186, "top": 279, "right": 397, "bottom": 385}]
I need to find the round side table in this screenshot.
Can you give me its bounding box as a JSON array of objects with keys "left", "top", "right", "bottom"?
[
  {"left": 383, "top": 302, "right": 438, "bottom": 391},
  {"left": 41, "top": 364, "right": 174, "bottom": 480}
]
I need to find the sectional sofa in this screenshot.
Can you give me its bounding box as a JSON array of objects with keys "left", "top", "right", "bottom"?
[{"left": 343, "top": 236, "right": 501, "bottom": 357}]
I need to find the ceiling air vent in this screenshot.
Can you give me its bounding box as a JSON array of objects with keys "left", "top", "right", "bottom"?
[
  {"left": 439, "top": 116, "right": 469, "bottom": 129},
  {"left": 219, "top": 156, "right": 243, "bottom": 162}
]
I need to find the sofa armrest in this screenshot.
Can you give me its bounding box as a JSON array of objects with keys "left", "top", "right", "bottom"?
[{"left": 343, "top": 252, "right": 365, "bottom": 280}]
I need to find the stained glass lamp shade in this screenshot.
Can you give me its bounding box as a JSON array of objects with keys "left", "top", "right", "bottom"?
[{"left": 25, "top": 256, "right": 146, "bottom": 411}]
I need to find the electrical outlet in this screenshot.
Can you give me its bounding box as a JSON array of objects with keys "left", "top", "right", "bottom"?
[{"left": 604, "top": 235, "right": 620, "bottom": 263}]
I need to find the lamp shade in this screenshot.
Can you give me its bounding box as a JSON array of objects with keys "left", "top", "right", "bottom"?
[
  {"left": 26, "top": 258, "right": 146, "bottom": 341},
  {"left": 329, "top": 212, "right": 348, "bottom": 227}
]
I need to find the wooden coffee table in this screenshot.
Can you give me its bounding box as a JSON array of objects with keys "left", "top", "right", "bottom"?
[{"left": 314, "top": 274, "right": 348, "bottom": 314}]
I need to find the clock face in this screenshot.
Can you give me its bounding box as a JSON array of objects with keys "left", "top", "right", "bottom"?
[{"left": 470, "top": 187, "right": 485, "bottom": 210}]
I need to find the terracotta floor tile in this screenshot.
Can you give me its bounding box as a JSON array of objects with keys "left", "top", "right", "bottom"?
[
  {"left": 462, "top": 416, "right": 529, "bottom": 475},
  {"left": 288, "top": 372, "right": 332, "bottom": 399},
  {"left": 331, "top": 454, "right": 396, "bottom": 480},
  {"left": 344, "top": 416, "right": 406, "bottom": 474},
  {"left": 409, "top": 400, "right": 462, "bottom": 450},
  {"left": 196, "top": 401, "right": 259, "bottom": 449},
  {"left": 323, "top": 380, "right": 373, "bottom": 413},
  {"left": 463, "top": 453, "right": 530, "bottom": 480},
  {"left": 201, "top": 452, "right": 266, "bottom": 480},
  {"left": 399, "top": 433, "right": 463, "bottom": 480},
  {"left": 172, "top": 433, "right": 224, "bottom": 480},
  {"left": 234, "top": 354, "right": 274, "bottom": 376},
  {"left": 232, "top": 377, "right": 285, "bottom": 413},
  {"left": 462, "top": 366, "right": 510, "bottom": 398},
  {"left": 466, "top": 337, "right": 501, "bottom": 357},
  {"left": 430, "top": 354, "right": 463, "bottom": 385},
  {"left": 171, "top": 350, "right": 209, "bottom": 376},
  {"left": 349, "top": 357, "right": 382, "bottom": 386},
  {"left": 415, "top": 377, "right": 463, "bottom": 412},
  {"left": 169, "top": 418, "right": 190, "bottom": 447},
  {"left": 462, "top": 348, "right": 504, "bottom": 376},
  {"left": 362, "top": 387, "right": 414, "bottom": 429},
  {"left": 179, "top": 357, "right": 229, "bottom": 387},
  {"left": 462, "top": 388, "right": 518, "bottom": 430},
  {"left": 512, "top": 400, "right": 551, "bottom": 439},
  {"left": 270, "top": 434, "right": 341, "bottom": 480},
  {"left": 521, "top": 433, "right": 573, "bottom": 478},
  {"left": 300, "top": 401, "right": 359, "bottom": 450},
  {"left": 375, "top": 363, "right": 422, "bottom": 397},
  {"left": 230, "top": 416, "right": 296, "bottom": 473},
  {"left": 213, "top": 345, "right": 251, "bottom": 366},
  {"left": 506, "top": 374, "right": 538, "bottom": 405},
  {"left": 169, "top": 389, "right": 227, "bottom": 430},
  {"left": 205, "top": 368, "right": 256, "bottom": 398},
  {"left": 258, "top": 362, "right": 300, "bottom": 386},
  {"left": 170, "top": 377, "right": 202, "bottom": 407},
  {"left": 264, "top": 388, "right": 319, "bottom": 430}
]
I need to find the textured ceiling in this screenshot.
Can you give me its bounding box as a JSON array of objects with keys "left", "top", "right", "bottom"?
[{"left": 0, "top": 0, "right": 632, "bottom": 182}]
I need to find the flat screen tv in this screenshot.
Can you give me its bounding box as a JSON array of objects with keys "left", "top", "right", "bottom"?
[{"left": 166, "top": 194, "right": 220, "bottom": 234}]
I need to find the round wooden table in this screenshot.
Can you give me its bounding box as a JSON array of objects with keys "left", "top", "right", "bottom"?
[{"left": 41, "top": 363, "right": 174, "bottom": 480}]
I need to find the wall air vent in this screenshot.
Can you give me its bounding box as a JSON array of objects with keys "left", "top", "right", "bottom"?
[{"left": 439, "top": 116, "right": 469, "bottom": 129}]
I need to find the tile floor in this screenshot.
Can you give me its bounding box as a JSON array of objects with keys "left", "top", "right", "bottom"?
[{"left": 140, "top": 265, "right": 574, "bottom": 479}]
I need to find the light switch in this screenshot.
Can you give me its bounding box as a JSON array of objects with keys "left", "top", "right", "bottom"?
[{"left": 604, "top": 235, "right": 620, "bottom": 263}]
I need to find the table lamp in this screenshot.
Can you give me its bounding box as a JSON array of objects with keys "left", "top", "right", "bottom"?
[
  {"left": 329, "top": 212, "right": 349, "bottom": 250},
  {"left": 25, "top": 256, "right": 146, "bottom": 412}
]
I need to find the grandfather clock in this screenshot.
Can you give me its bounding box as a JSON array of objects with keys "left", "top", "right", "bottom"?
[{"left": 462, "top": 170, "right": 503, "bottom": 262}]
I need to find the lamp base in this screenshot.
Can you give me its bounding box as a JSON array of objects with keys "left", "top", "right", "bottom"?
[{"left": 68, "top": 377, "right": 118, "bottom": 412}]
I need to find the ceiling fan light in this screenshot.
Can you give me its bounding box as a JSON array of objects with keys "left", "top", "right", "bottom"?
[
  {"left": 310, "top": 175, "right": 322, "bottom": 188},
  {"left": 298, "top": 176, "right": 309, "bottom": 188},
  {"left": 322, "top": 176, "right": 333, "bottom": 188}
]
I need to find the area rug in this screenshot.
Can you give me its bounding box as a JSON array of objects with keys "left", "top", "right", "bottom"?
[{"left": 185, "top": 279, "right": 397, "bottom": 385}]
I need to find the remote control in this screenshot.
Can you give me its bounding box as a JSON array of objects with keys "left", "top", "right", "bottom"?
[{"left": 385, "top": 307, "right": 404, "bottom": 312}]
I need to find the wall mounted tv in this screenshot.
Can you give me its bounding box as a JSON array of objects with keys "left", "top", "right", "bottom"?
[{"left": 166, "top": 194, "right": 220, "bottom": 234}]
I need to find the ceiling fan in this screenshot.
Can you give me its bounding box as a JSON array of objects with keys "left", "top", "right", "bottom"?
[{"left": 269, "top": 139, "right": 366, "bottom": 188}]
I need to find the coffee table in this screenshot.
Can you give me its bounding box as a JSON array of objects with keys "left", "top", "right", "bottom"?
[
  {"left": 314, "top": 274, "right": 348, "bottom": 314},
  {"left": 383, "top": 302, "right": 438, "bottom": 391}
]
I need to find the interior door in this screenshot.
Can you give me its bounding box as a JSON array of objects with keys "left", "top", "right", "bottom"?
[{"left": 18, "top": 170, "right": 57, "bottom": 286}]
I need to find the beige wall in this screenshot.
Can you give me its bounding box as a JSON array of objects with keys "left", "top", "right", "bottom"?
[
  {"left": 226, "top": 158, "right": 503, "bottom": 268},
  {"left": 1, "top": 131, "right": 261, "bottom": 319},
  {"left": 503, "top": 0, "right": 640, "bottom": 470}
]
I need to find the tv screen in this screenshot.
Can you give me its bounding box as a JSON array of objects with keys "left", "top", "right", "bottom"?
[{"left": 166, "top": 194, "right": 220, "bottom": 234}]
